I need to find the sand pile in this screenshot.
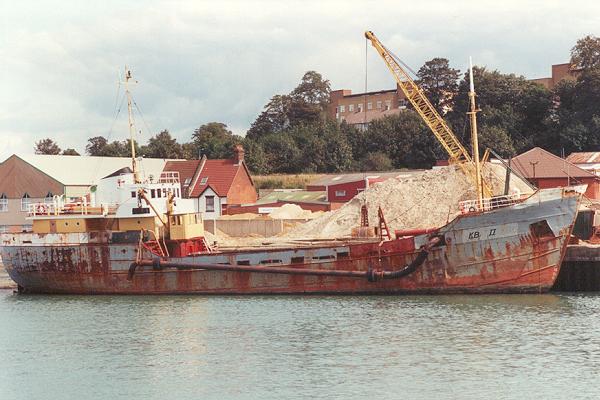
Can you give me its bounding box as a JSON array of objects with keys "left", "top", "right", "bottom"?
[
  {"left": 268, "top": 204, "right": 322, "bottom": 220},
  {"left": 284, "top": 164, "right": 532, "bottom": 240}
]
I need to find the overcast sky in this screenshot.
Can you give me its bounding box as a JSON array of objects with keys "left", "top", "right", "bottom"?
[{"left": 1, "top": 0, "right": 598, "bottom": 160}]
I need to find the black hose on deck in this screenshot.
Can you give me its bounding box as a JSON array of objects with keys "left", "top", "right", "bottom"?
[
  {"left": 130, "top": 236, "right": 442, "bottom": 282},
  {"left": 367, "top": 246, "right": 430, "bottom": 282}
]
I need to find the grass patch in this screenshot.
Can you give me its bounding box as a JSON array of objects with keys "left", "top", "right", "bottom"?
[{"left": 253, "top": 174, "right": 324, "bottom": 189}]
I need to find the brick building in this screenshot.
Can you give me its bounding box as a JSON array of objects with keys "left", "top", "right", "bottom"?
[
  {"left": 178, "top": 145, "right": 258, "bottom": 219},
  {"left": 328, "top": 86, "right": 408, "bottom": 129},
  {"left": 530, "top": 62, "right": 581, "bottom": 89},
  {"left": 307, "top": 171, "right": 418, "bottom": 205}
]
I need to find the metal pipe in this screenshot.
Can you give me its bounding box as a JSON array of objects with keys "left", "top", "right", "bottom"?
[
  {"left": 134, "top": 259, "right": 368, "bottom": 278},
  {"left": 131, "top": 237, "right": 441, "bottom": 282}
]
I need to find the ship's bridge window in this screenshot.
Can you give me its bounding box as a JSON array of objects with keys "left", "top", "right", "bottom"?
[
  {"left": 0, "top": 193, "right": 7, "bottom": 212},
  {"left": 151, "top": 189, "right": 156, "bottom": 198},
  {"left": 131, "top": 191, "right": 136, "bottom": 198},
  {"left": 21, "top": 193, "right": 31, "bottom": 212},
  {"left": 157, "top": 189, "right": 162, "bottom": 198},
  {"left": 45, "top": 192, "right": 53, "bottom": 204}
]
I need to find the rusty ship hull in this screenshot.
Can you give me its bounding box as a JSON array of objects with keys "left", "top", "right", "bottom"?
[{"left": 0, "top": 187, "right": 581, "bottom": 295}]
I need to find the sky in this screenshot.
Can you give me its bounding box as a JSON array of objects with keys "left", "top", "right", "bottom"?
[{"left": 1, "top": 0, "right": 599, "bottom": 160}]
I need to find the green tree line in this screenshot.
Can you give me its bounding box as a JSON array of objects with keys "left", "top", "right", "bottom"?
[{"left": 35, "top": 34, "right": 600, "bottom": 174}]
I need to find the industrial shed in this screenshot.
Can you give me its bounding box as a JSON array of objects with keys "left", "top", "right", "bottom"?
[{"left": 510, "top": 147, "right": 600, "bottom": 199}]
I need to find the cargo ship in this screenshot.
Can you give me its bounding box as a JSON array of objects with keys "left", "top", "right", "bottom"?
[
  {"left": 0, "top": 63, "right": 584, "bottom": 295},
  {"left": 0, "top": 180, "right": 584, "bottom": 294}
]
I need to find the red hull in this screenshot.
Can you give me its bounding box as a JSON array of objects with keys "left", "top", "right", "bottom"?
[{"left": 1, "top": 186, "right": 581, "bottom": 295}]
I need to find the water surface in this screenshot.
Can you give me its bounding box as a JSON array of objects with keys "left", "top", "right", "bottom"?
[{"left": 1, "top": 291, "right": 599, "bottom": 399}]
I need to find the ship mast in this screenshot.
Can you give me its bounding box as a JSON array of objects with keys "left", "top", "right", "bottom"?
[
  {"left": 467, "top": 57, "right": 483, "bottom": 206},
  {"left": 124, "top": 67, "right": 141, "bottom": 184}
]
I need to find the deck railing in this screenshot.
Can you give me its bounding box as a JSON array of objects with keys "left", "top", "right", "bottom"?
[
  {"left": 28, "top": 199, "right": 117, "bottom": 217},
  {"left": 459, "top": 193, "right": 522, "bottom": 214}
]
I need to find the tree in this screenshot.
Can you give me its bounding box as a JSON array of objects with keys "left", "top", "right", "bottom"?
[
  {"left": 571, "top": 35, "right": 600, "bottom": 70},
  {"left": 62, "top": 148, "right": 80, "bottom": 156},
  {"left": 546, "top": 68, "right": 600, "bottom": 154},
  {"left": 448, "top": 66, "right": 553, "bottom": 156},
  {"left": 246, "top": 71, "right": 331, "bottom": 140},
  {"left": 417, "top": 58, "right": 460, "bottom": 114},
  {"left": 86, "top": 136, "right": 138, "bottom": 157},
  {"left": 86, "top": 136, "right": 108, "bottom": 156},
  {"left": 246, "top": 95, "right": 292, "bottom": 140},
  {"left": 357, "top": 111, "right": 440, "bottom": 169},
  {"left": 191, "top": 122, "right": 242, "bottom": 159},
  {"left": 143, "top": 130, "right": 183, "bottom": 159},
  {"left": 259, "top": 132, "right": 301, "bottom": 173},
  {"left": 242, "top": 139, "right": 271, "bottom": 174},
  {"left": 34, "top": 138, "right": 61, "bottom": 155},
  {"left": 100, "top": 140, "right": 130, "bottom": 157},
  {"left": 287, "top": 120, "right": 353, "bottom": 173},
  {"left": 288, "top": 70, "right": 331, "bottom": 125},
  {"left": 359, "top": 152, "right": 393, "bottom": 171}
]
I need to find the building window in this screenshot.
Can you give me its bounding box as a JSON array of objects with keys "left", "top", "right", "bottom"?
[
  {"left": 367, "top": 102, "right": 373, "bottom": 110},
  {"left": 376, "top": 101, "right": 382, "bottom": 109},
  {"left": 205, "top": 196, "right": 215, "bottom": 212},
  {"left": 335, "top": 190, "right": 346, "bottom": 197},
  {"left": 200, "top": 177, "right": 208, "bottom": 185},
  {"left": 131, "top": 191, "right": 136, "bottom": 198},
  {"left": 385, "top": 100, "right": 391, "bottom": 110},
  {"left": 348, "top": 104, "right": 354, "bottom": 112},
  {"left": 339, "top": 105, "right": 345, "bottom": 113},
  {"left": 21, "top": 193, "right": 31, "bottom": 212},
  {"left": 45, "top": 192, "right": 54, "bottom": 204},
  {"left": 0, "top": 194, "right": 7, "bottom": 212},
  {"left": 358, "top": 103, "right": 363, "bottom": 112},
  {"left": 399, "top": 99, "right": 407, "bottom": 108},
  {"left": 184, "top": 177, "right": 192, "bottom": 186}
]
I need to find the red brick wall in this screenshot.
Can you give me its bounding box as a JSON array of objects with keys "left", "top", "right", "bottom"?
[
  {"left": 227, "top": 166, "right": 258, "bottom": 205},
  {"left": 327, "top": 181, "right": 366, "bottom": 202},
  {"left": 533, "top": 177, "right": 600, "bottom": 199},
  {"left": 328, "top": 87, "right": 407, "bottom": 119}
]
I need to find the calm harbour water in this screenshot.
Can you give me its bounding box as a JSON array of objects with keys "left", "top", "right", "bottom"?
[{"left": 1, "top": 291, "right": 600, "bottom": 400}]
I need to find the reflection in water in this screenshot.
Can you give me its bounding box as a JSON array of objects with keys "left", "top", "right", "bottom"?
[{"left": 1, "top": 291, "right": 600, "bottom": 399}]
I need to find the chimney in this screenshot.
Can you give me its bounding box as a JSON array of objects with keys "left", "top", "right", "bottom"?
[{"left": 233, "top": 144, "right": 245, "bottom": 165}]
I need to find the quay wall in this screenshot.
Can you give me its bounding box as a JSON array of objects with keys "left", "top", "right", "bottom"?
[{"left": 554, "top": 245, "right": 600, "bottom": 291}]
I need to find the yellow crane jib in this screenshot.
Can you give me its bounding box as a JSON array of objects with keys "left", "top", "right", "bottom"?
[{"left": 364, "top": 31, "right": 492, "bottom": 198}]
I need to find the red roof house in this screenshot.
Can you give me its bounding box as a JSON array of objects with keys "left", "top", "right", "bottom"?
[
  {"left": 165, "top": 145, "right": 257, "bottom": 219},
  {"left": 162, "top": 160, "right": 202, "bottom": 197}
]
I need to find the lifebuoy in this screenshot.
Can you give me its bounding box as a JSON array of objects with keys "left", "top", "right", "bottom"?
[
  {"left": 468, "top": 206, "right": 476, "bottom": 212},
  {"left": 36, "top": 204, "right": 48, "bottom": 214}
]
